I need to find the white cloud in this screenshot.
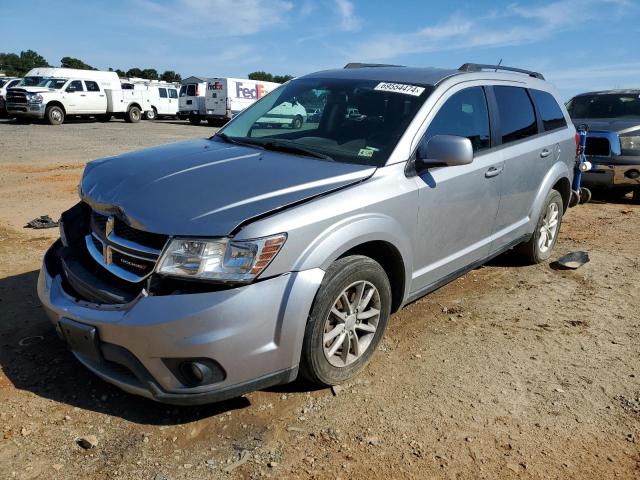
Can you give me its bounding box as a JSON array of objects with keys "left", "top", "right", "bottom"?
[
  {"left": 132, "top": 0, "right": 294, "bottom": 37},
  {"left": 335, "top": 0, "right": 361, "bottom": 31},
  {"left": 350, "top": 0, "right": 633, "bottom": 60}
]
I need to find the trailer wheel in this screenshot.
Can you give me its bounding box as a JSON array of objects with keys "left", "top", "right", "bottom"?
[
  {"left": 125, "top": 106, "right": 142, "bottom": 123},
  {"left": 45, "top": 105, "right": 65, "bottom": 125},
  {"left": 145, "top": 107, "right": 157, "bottom": 120},
  {"left": 189, "top": 116, "right": 201, "bottom": 125}
]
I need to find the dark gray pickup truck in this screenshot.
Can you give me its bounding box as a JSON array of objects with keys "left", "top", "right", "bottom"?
[{"left": 567, "top": 90, "right": 640, "bottom": 202}]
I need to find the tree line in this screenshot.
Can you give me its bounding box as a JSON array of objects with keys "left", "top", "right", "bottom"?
[{"left": 1, "top": 50, "right": 293, "bottom": 84}]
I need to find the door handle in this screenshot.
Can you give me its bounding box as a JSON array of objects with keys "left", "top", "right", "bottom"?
[
  {"left": 80, "top": 94, "right": 86, "bottom": 97},
  {"left": 540, "top": 149, "right": 551, "bottom": 158},
  {"left": 99, "top": 94, "right": 104, "bottom": 97},
  {"left": 485, "top": 166, "right": 504, "bottom": 178}
]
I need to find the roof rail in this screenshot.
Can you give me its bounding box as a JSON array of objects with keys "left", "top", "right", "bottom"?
[
  {"left": 344, "top": 62, "right": 405, "bottom": 69},
  {"left": 458, "top": 63, "right": 545, "bottom": 80}
]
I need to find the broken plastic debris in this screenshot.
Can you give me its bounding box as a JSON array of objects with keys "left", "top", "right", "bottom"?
[
  {"left": 24, "top": 215, "right": 59, "bottom": 229},
  {"left": 555, "top": 251, "right": 590, "bottom": 269}
]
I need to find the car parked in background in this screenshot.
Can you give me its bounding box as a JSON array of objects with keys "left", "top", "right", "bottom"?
[
  {"left": 178, "top": 76, "right": 208, "bottom": 124},
  {"left": 38, "top": 63, "right": 575, "bottom": 405},
  {"left": 566, "top": 89, "right": 640, "bottom": 202},
  {"left": 0, "top": 77, "right": 21, "bottom": 116},
  {"left": 306, "top": 107, "right": 322, "bottom": 122}
]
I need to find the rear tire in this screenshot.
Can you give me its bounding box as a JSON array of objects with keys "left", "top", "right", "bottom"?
[
  {"left": 291, "top": 115, "right": 303, "bottom": 129},
  {"left": 207, "top": 118, "right": 220, "bottom": 127},
  {"left": 516, "top": 189, "right": 563, "bottom": 264},
  {"left": 300, "top": 255, "right": 391, "bottom": 386},
  {"left": 45, "top": 105, "right": 64, "bottom": 125},
  {"left": 189, "top": 116, "right": 201, "bottom": 125},
  {"left": 125, "top": 106, "right": 141, "bottom": 123}
]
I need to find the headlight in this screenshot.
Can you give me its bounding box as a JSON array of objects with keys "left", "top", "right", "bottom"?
[
  {"left": 27, "top": 94, "right": 43, "bottom": 104},
  {"left": 156, "top": 233, "right": 287, "bottom": 282},
  {"left": 620, "top": 135, "right": 640, "bottom": 156}
]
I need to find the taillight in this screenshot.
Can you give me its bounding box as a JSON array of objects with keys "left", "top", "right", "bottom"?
[
  {"left": 575, "top": 132, "right": 581, "bottom": 156},
  {"left": 195, "top": 85, "right": 199, "bottom": 96}
]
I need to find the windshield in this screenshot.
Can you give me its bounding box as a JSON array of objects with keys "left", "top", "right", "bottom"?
[
  {"left": 20, "top": 76, "right": 44, "bottom": 87},
  {"left": 37, "top": 78, "right": 67, "bottom": 89},
  {"left": 567, "top": 93, "right": 640, "bottom": 119},
  {"left": 218, "top": 77, "right": 433, "bottom": 166}
]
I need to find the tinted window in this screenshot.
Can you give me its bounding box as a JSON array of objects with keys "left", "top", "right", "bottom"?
[
  {"left": 423, "top": 87, "right": 490, "bottom": 152},
  {"left": 169, "top": 89, "right": 178, "bottom": 99},
  {"left": 158, "top": 88, "right": 167, "bottom": 98},
  {"left": 179, "top": 85, "right": 187, "bottom": 97},
  {"left": 530, "top": 89, "right": 566, "bottom": 131},
  {"left": 8, "top": 79, "right": 20, "bottom": 88},
  {"left": 85, "top": 81, "right": 100, "bottom": 92},
  {"left": 68, "top": 80, "right": 84, "bottom": 92},
  {"left": 494, "top": 86, "right": 537, "bottom": 144},
  {"left": 186, "top": 84, "right": 196, "bottom": 96},
  {"left": 567, "top": 93, "right": 640, "bottom": 119}
]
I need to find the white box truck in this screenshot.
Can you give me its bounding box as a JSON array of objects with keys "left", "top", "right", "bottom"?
[
  {"left": 123, "top": 79, "right": 180, "bottom": 120},
  {"left": 6, "top": 68, "right": 146, "bottom": 125},
  {"left": 178, "top": 76, "right": 208, "bottom": 124},
  {"left": 203, "top": 78, "right": 280, "bottom": 126}
]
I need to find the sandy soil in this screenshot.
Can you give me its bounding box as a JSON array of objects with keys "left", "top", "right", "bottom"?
[{"left": 0, "top": 118, "right": 638, "bottom": 479}]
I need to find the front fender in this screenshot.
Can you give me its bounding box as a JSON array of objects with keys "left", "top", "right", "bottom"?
[{"left": 292, "top": 213, "right": 414, "bottom": 299}]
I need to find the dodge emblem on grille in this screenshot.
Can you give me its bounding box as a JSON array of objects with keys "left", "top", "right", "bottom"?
[{"left": 105, "top": 215, "right": 115, "bottom": 238}]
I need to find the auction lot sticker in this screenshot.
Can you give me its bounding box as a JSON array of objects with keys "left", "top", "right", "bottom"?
[{"left": 374, "top": 82, "right": 425, "bottom": 96}]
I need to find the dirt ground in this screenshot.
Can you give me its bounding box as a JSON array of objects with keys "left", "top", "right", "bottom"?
[{"left": 0, "top": 118, "right": 638, "bottom": 480}]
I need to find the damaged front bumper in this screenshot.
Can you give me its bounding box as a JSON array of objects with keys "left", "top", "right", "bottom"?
[{"left": 37, "top": 240, "right": 324, "bottom": 405}]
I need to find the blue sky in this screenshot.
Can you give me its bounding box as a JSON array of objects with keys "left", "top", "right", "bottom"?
[{"left": 1, "top": 0, "right": 639, "bottom": 99}]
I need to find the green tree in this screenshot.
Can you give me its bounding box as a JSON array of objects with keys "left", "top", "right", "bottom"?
[
  {"left": 60, "top": 56, "right": 95, "bottom": 70},
  {"left": 108, "top": 67, "right": 127, "bottom": 77},
  {"left": 125, "top": 68, "right": 143, "bottom": 78},
  {"left": 161, "top": 70, "right": 182, "bottom": 83},
  {"left": 248, "top": 71, "right": 293, "bottom": 83},
  {"left": 0, "top": 50, "right": 49, "bottom": 76},
  {"left": 139, "top": 68, "right": 159, "bottom": 80},
  {"left": 248, "top": 71, "right": 273, "bottom": 82}
]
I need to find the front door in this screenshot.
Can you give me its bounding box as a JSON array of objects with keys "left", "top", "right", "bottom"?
[
  {"left": 411, "top": 86, "right": 503, "bottom": 292},
  {"left": 65, "top": 80, "right": 85, "bottom": 114}
]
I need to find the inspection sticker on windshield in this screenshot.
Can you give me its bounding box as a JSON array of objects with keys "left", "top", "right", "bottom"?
[
  {"left": 358, "top": 148, "right": 375, "bottom": 158},
  {"left": 374, "top": 82, "right": 425, "bottom": 96}
]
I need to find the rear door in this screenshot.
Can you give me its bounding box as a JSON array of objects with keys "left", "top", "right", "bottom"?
[
  {"left": 157, "top": 87, "right": 169, "bottom": 114},
  {"left": 412, "top": 85, "right": 503, "bottom": 292},
  {"left": 490, "top": 86, "right": 552, "bottom": 251},
  {"left": 168, "top": 88, "right": 178, "bottom": 115},
  {"left": 179, "top": 84, "right": 197, "bottom": 112},
  {"left": 83, "top": 80, "right": 107, "bottom": 113},
  {"left": 206, "top": 79, "right": 227, "bottom": 116}
]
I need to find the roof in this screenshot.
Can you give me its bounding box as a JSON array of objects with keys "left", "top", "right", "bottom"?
[
  {"left": 181, "top": 76, "right": 209, "bottom": 84},
  {"left": 574, "top": 89, "right": 640, "bottom": 97},
  {"left": 301, "top": 66, "right": 461, "bottom": 86}
]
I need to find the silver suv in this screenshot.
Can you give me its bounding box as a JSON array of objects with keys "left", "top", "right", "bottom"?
[{"left": 38, "top": 63, "right": 576, "bottom": 405}]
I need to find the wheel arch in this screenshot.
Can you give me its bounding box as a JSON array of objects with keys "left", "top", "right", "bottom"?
[
  {"left": 46, "top": 101, "right": 66, "bottom": 113},
  {"left": 528, "top": 162, "right": 571, "bottom": 231}
]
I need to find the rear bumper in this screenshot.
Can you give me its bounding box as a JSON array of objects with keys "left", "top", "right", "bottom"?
[
  {"left": 6, "top": 103, "right": 45, "bottom": 118},
  {"left": 38, "top": 241, "right": 324, "bottom": 405},
  {"left": 583, "top": 162, "right": 640, "bottom": 189}
]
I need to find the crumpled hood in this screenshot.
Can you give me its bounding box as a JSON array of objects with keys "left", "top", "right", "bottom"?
[
  {"left": 81, "top": 138, "right": 375, "bottom": 236},
  {"left": 572, "top": 118, "right": 640, "bottom": 135}
]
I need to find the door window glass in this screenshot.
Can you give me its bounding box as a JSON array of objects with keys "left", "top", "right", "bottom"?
[
  {"left": 423, "top": 87, "right": 491, "bottom": 152},
  {"left": 159, "top": 88, "right": 168, "bottom": 98},
  {"left": 68, "top": 80, "right": 84, "bottom": 92},
  {"left": 494, "top": 86, "right": 538, "bottom": 143},
  {"left": 186, "top": 84, "right": 196, "bottom": 96},
  {"left": 530, "top": 89, "right": 567, "bottom": 131},
  {"left": 85, "top": 81, "right": 100, "bottom": 92},
  {"left": 169, "top": 89, "right": 178, "bottom": 99}
]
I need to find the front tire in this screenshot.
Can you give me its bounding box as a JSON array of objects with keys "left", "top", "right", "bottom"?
[
  {"left": 45, "top": 105, "right": 64, "bottom": 125},
  {"left": 300, "top": 255, "right": 391, "bottom": 386},
  {"left": 291, "top": 115, "right": 303, "bottom": 129},
  {"left": 516, "top": 189, "right": 564, "bottom": 263},
  {"left": 145, "top": 108, "right": 157, "bottom": 120}
]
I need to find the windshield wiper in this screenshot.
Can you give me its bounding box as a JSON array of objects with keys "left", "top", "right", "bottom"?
[
  {"left": 215, "top": 132, "right": 265, "bottom": 150},
  {"left": 253, "top": 139, "right": 334, "bottom": 161}
]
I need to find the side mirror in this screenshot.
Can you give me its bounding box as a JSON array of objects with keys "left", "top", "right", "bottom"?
[{"left": 415, "top": 135, "right": 474, "bottom": 171}]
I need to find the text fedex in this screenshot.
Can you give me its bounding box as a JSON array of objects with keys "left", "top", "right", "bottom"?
[{"left": 235, "top": 82, "right": 269, "bottom": 100}]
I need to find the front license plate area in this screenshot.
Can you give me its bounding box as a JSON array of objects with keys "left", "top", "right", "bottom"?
[{"left": 59, "top": 318, "right": 101, "bottom": 362}]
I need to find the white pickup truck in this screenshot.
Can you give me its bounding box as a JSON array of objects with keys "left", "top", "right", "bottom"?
[{"left": 6, "top": 68, "right": 146, "bottom": 125}]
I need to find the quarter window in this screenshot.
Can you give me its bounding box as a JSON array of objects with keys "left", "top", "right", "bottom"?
[
  {"left": 423, "top": 87, "right": 491, "bottom": 152},
  {"left": 530, "top": 89, "right": 567, "bottom": 131},
  {"left": 85, "top": 81, "right": 100, "bottom": 92},
  {"left": 494, "top": 86, "right": 538, "bottom": 144},
  {"left": 159, "top": 88, "right": 168, "bottom": 98}
]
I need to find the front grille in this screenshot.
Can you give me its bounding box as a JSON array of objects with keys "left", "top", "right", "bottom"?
[
  {"left": 87, "top": 210, "right": 168, "bottom": 283},
  {"left": 6, "top": 92, "right": 27, "bottom": 104},
  {"left": 585, "top": 137, "right": 611, "bottom": 156}
]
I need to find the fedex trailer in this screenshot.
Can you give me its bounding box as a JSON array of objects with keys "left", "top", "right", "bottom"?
[{"left": 203, "top": 78, "right": 280, "bottom": 126}]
